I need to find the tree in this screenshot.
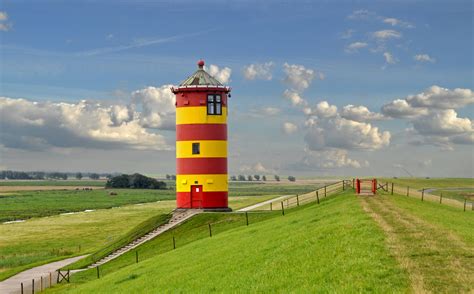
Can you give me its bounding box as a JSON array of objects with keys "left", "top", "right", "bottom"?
[
  {"left": 288, "top": 176, "right": 296, "bottom": 182},
  {"left": 274, "top": 175, "right": 280, "bottom": 182},
  {"left": 247, "top": 175, "right": 253, "bottom": 181},
  {"left": 106, "top": 173, "right": 166, "bottom": 189},
  {"left": 166, "top": 174, "right": 171, "bottom": 180},
  {"left": 170, "top": 175, "right": 176, "bottom": 180},
  {"left": 238, "top": 175, "right": 246, "bottom": 181},
  {"left": 254, "top": 175, "right": 260, "bottom": 181},
  {"left": 230, "top": 175, "right": 237, "bottom": 181},
  {"left": 262, "top": 175, "right": 267, "bottom": 181},
  {"left": 75, "top": 172, "right": 83, "bottom": 180},
  {"left": 89, "top": 173, "right": 100, "bottom": 180}
]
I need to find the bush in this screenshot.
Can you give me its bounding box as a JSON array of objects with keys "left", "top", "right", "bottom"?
[
  {"left": 106, "top": 173, "right": 167, "bottom": 189},
  {"left": 288, "top": 176, "right": 296, "bottom": 182}
]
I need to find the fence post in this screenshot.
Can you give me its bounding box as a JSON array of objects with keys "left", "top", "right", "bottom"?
[
  {"left": 270, "top": 202, "right": 272, "bottom": 211},
  {"left": 316, "top": 191, "right": 320, "bottom": 204},
  {"left": 136, "top": 251, "right": 139, "bottom": 263},
  {"left": 296, "top": 195, "right": 299, "bottom": 206},
  {"left": 464, "top": 199, "right": 466, "bottom": 212},
  {"left": 32, "top": 279, "right": 34, "bottom": 294},
  {"left": 287, "top": 199, "right": 289, "bottom": 208},
  {"left": 96, "top": 266, "right": 100, "bottom": 279},
  {"left": 352, "top": 178, "right": 355, "bottom": 190},
  {"left": 440, "top": 193, "right": 442, "bottom": 204},
  {"left": 173, "top": 236, "right": 176, "bottom": 249},
  {"left": 391, "top": 183, "right": 394, "bottom": 195},
  {"left": 324, "top": 186, "right": 327, "bottom": 197},
  {"left": 41, "top": 277, "right": 43, "bottom": 291},
  {"left": 281, "top": 202, "right": 285, "bottom": 216},
  {"left": 245, "top": 212, "right": 249, "bottom": 226},
  {"left": 67, "top": 269, "right": 70, "bottom": 283},
  {"left": 208, "top": 224, "right": 212, "bottom": 237},
  {"left": 342, "top": 180, "right": 345, "bottom": 191},
  {"left": 49, "top": 272, "right": 52, "bottom": 287},
  {"left": 421, "top": 189, "right": 424, "bottom": 201},
  {"left": 21, "top": 282, "right": 23, "bottom": 294},
  {"left": 407, "top": 186, "right": 409, "bottom": 197}
]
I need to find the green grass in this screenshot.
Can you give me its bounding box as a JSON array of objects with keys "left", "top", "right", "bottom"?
[
  {"left": 0, "top": 180, "right": 106, "bottom": 187},
  {"left": 379, "top": 177, "right": 474, "bottom": 201},
  {"left": 0, "top": 201, "right": 175, "bottom": 281},
  {"left": 0, "top": 189, "right": 175, "bottom": 222},
  {"left": 228, "top": 181, "right": 326, "bottom": 197},
  {"left": 47, "top": 192, "right": 410, "bottom": 293},
  {"left": 388, "top": 194, "right": 474, "bottom": 244}
]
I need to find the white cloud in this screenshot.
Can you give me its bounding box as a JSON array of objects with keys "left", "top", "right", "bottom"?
[
  {"left": 383, "top": 18, "right": 414, "bottom": 28},
  {"left": 106, "top": 33, "right": 114, "bottom": 40},
  {"left": 372, "top": 30, "right": 402, "bottom": 40},
  {"left": 242, "top": 62, "right": 274, "bottom": 80},
  {"left": 283, "top": 63, "right": 320, "bottom": 92},
  {"left": 0, "top": 96, "right": 170, "bottom": 151},
  {"left": 0, "top": 11, "right": 7, "bottom": 21},
  {"left": 262, "top": 107, "right": 281, "bottom": 116},
  {"left": 301, "top": 149, "right": 367, "bottom": 169},
  {"left": 412, "top": 109, "right": 472, "bottom": 137},
  {"left": 282, "top": 122, "right": 298, "bottom": 134},
  {"left": 381, "top": 99, "right": 428, "bottom": 118},
  {"left": 383, "top": 52, "right": 398, "bottom": 64},
  {"left": 345, "top": 42, "right": 368, "bottom": 53},
  {"left": 306, "top": 101, "right": 338, "bottom": 118},
  {"left": 239, "top": 162, "right": 274, "bottom": 174},
  {"left": 405, "top": 85, "right": 474, "bottom": 109},
  {"left": 414, "top": 54, "right": 436, "bottom": 63},
  {"left": 341, "top": 105, "right": 385, "bottom": 122},
  {"left": 208, "top": 64, "right": 232, "bottom": 84},
  {"left": 131, "top": 85, "right": 176, "bottom": 129},
  {"left": 283, "top": 90, "right": 307, "bottom": 107}
]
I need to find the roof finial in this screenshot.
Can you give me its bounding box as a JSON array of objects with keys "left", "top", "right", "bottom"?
[{"left": 197, "top": 59, "right": 205, "bottom": 69}]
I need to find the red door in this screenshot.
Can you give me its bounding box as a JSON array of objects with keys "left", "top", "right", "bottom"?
[{"left": 190, "top": 185, "right": 203, "bottom": 208}]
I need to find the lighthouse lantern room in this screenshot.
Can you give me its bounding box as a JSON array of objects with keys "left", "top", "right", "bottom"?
[{"left": 172, "top": 60, "right": 231, "bottom": 210}]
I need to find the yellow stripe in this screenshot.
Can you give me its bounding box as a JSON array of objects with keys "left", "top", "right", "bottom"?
[
  {"left": 176, "top": 106, "right": 227, "bottom": 125},
  {"left": 176, "top": 174, "right": 228, "bottom": 192},
  {"left": 176, "top": 140, "right": 227, "bottom": 158}
]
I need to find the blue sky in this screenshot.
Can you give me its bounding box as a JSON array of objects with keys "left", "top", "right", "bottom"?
[{"left": 0, "top": 0, "right": 473, "bottom": 177}]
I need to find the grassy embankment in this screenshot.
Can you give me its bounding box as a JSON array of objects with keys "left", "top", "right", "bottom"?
[
  {"left": 47, "top": 191, "right": 411, "bottom": 293},
  {"left": 378, "top": 177, "right": 474, "bottom": 202}
]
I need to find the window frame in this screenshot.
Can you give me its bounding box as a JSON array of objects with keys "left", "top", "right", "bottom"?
[{"left": 207, "top": 94, "right": 222, "bottom": 115}]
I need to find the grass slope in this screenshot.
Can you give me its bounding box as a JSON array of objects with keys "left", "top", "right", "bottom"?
[{"left": 49, "top": 193, "right": 410, "bottom": 293}]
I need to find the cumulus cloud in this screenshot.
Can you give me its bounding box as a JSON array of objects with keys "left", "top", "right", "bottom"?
[
  {"left": 372, "top": 30, "right": 402, "bottom": 40},
  {"left": 242, "top": 62, "right": 274, "bottom": 80},
  {"left": 283, "top": 63, "right": 323, "bottom": 92},
  {"left": 345, "top": 42, "right": 368, "bottom": 53},
  {"left": 239, "top": 162, "right": 274, "bottom": 174},
  {"left": 301, "top": 149, "right": 368, "bottom": 169},
  {"left": 305, "top": 101, "right": 338, "bottom": 118},
  {"left": 0, "top": 97, "right": 170, "bottom": 151},
  {"left": 283, "top": 90, "right": 307, "bottom": 107},
  {"left": 282, "top": 122, "right": 298, "bottom": 134},
  {"left": 131, "top": 85, "right": 176, "bottom": 129},
  {"left": 383, "top": 18, "right": 414, "bottom": 28},
  {"left": 341, "top": 105, "right": 385, "bottom": 122},
  {"left": 381, "top": 85, "right": 474, "bottom": 149},
  {"left": 0, "top": 11, "right": 11, "bottom": 31},
  {"left": 414, "top": 54, "right": 435, "bottom": 63},
  {"left": 383, "top": 52, "right": 398, "bottom": 64},
  {"left": 208, "top": 64, "right": 232, "bottom": 84}
]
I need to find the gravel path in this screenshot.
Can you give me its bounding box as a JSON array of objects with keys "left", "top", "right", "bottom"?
[
  {"left": 237, "top": 195, "right": 292, "bottom": 212},
  {"left": 0, "top": 255, "right": 88, "bottom": 294}
]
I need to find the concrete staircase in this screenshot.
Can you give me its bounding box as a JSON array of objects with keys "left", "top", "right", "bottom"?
[{"left": 88, "top": 209, "right": 201, "bottom": 269}]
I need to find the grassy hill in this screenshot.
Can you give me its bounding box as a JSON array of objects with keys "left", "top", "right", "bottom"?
[{"left": 48, "top": 192, "right": 412, "bottom": 293}]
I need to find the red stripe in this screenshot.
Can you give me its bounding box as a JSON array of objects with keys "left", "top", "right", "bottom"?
[
  {"left": 175, "top": 92, "right": 228, "bottom": 107},
  {"left": 177, "top": 191, "right": 228, "bottom": 209},
  {"left": 177, "top": 158, "right": 227, "bottom": 174},
  {"left": 176, "top": 124, "right": 227, "bottom": 141}
]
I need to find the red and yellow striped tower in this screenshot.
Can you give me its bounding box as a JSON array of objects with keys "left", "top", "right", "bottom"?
[{"left": 172, "top": 60, "right": 231, "bottom": 210}]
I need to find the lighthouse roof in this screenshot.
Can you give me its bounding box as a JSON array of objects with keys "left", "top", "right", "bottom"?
[{"left": 179, "top": 60, "right": 224, "bottom": 87}]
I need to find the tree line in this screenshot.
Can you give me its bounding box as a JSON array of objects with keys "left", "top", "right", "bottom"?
[
  {"left": 229, "top": 175, "right": 296, "bottom": 182},
  {"left": 0, "top": 170, "right": 116, "bottom": 180}
]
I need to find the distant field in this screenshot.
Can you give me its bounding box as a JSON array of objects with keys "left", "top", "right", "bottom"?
[
  {"left": 379, "top": 177, "right": 474, "bottom": 201},
  {"left": 0, "top": 180, "right": 106, "bottom": 187},
  {"left": 0, "top": 189, "right": 175, "bottom": 222}
]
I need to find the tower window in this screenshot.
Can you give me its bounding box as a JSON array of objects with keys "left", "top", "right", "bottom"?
[
  {"left": 207, "top": 94, "right": 222, "bottom": 115},
  {"left": 192, "top": 142, "right": 200, "bottom": 155}
]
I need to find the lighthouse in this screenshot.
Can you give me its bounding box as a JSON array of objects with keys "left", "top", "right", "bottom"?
[{"left": 172, "top": 60, "right": 231, "bottom": 210}]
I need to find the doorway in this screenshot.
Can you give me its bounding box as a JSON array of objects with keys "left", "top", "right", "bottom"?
[{"left": 190, "top": 185, "right": 203, "bottom": 208}]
